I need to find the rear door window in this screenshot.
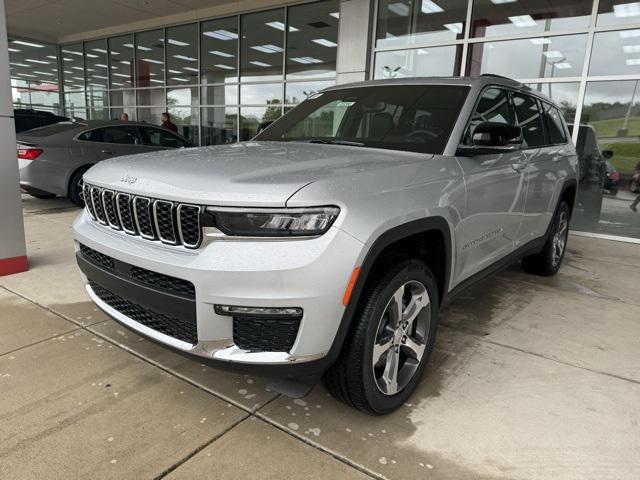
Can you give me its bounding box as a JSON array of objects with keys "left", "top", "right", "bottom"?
[
  {"left": 141, "top": 127, "right": 189, "bottom": 148},
  {"left": 81, "top": 126, "right": 143, "bottom": 145},
  {"left": 511, "top": 93, "right": 546, "bottom": 148}
]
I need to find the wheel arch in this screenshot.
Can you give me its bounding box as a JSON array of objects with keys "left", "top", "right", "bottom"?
[
  {"left": 66, "top": 164, "right": 95, "bottom": 196},
  {"left": 324, "top": 216, "right": 453, "bottom": 368}
]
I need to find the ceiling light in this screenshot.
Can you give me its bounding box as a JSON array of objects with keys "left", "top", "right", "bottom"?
[
  {"left": 173, "top": 54, "right": 197, "bottom": 62},
  {"left": 215, "top": 64, "right": 235, "bottom": 70},
  {"left": 183, "top": 67, "right": 199, "bottom": 72},
  {"left": 250, "top": 61, "right": 271, "bottom": 67},
  {"left": 623, "top": 44, "right": 640, "bottom": 53},
  {"left": 10, "top": 62, "right": 29, "bottom": 67},
  {"left": 170, "top": 77, "right": 189, "bottom": 82},
  {"left": 388, "top": 2, "right": 410, "bottom": 16},
  {"left": 421, "top": 0, "right": 443, "bottom": 14},
  {"left": 250, "top": 44, "right": 283, "bottom": 53},
  {"left": 92, "top": 48, "right": 108, "bottom": 54},
  {"left": 166, "top": 38, "right": 190, "bottom": 46},
  {"left": 509, "top": 15, "right": 537, "bottom": 27},
  {"left": 555, "top": 62, "right": 571, "bottom": 69},
  {"left": 203, "top": 30, "right": 238, "bottom": 40},
  {"left": 543, "top": 50, "right": 563, "bottom": 59},
  {"left": 626, "top": 58, "right": 640, "bottom": 65},
  {"left": 113, "top": 73, "right": 130, "bottom": 78},
  {"left": 141, "top": 58, "right": 164, "bottom": 64},
  {"left": 530, "top": 38, "right": 551, "bottom": 45},
  {"left": 111, "top": 82, "right": 124, "bottom": 86},
  {"left": 417, "top": 49, "right": 429, "bottom": 55},
  {"left": 168, "top": 69, "right": 181, "bottom": 73},
  {"left": 85, "top": 53, "right": 99, "bottom": 58},
  {"left": 209, "top": 50, "right": 234, "bottom": 57},
  {"left": 312, "top": 38, "right": 337, "bottom": 47},
  {"left": 26, "top": 58, "right": 50, "bottom": 64},
  {"left": 444, "top": 22, "right": 463, "bottom": 34},
  {"left": 8, "top": 47, "right": 20, "bottom": 52},
  {"left": 62, "top": 49, "right": 83, "bottom": 56},
  {"left": 18, "top": 73, "right": 37, "bottom": 77},
  {"left": 71, "top": 66, "right": 84, "bottom": 70},
  {"left": 33, "top": 71, "right": 55, "bottom": 76},
  {"left": 110, "top": 50, "right": 120, "bottom": 55},
  {"left": 45, "top": 55, "right": 57, "bottom": 59},
  {"left": 330, "top": 12, "right": 339, "bottom": 19},
  {"left": 620, "top": 29, "right": 640, "bottom": 38},
  {"left": 123, "top": 43, "right": 135, "bottom": 49},
  {"left": 614, "top": 2, "right": 640, "bottom": 18},
  {"left": 290, "top": 56, "right": 323, "bottom": 64},
  {"left": 150, "top": 79, "right": 164, "bottom": 83},
  {"left": 491, "top": 0, "right": 517, "bottom": 3},
  {"left": 265, "top": 21, "right": 299, "bottom": 32},
  {"left": 91, "top": 75, "right": 108, "bottom": 79},
  {"left": 137, "top": 45, "right": 153, "bottom": 51},
  {"left": 94, "top": 64, "right": 108, "bottom": 68},
  {"left": 12, "top": 40, "right": 45, "bottom": 48},
  {"left": 120, "top": 60, "right": 131, "bottom": 65},
  {"left": 72, "top": 76, "right": 84, "bottom": 81}
]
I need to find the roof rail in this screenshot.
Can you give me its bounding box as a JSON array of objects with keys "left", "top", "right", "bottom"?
[{"left": 479, "top": 73, "right": 531, "bottom": 90}]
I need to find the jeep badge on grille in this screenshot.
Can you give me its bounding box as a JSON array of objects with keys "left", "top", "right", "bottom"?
[{"left": 120, "top": 174, "right": 138, "bottom": 184}]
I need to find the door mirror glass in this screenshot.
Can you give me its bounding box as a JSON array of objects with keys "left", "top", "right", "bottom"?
[{"left": 472, "top": 122, "right": 523, "bottom": 147}]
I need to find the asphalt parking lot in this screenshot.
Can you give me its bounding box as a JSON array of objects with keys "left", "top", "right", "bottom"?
[{"left": 1, "top": 196, "right": 639, "bottom": 480}]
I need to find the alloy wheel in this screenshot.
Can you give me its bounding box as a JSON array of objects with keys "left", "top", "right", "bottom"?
[
  {"left": 552, "top": 210, "right": 569, "bottom": 267},
  {"left": 372, "top": 280, "right": 431, "bottom": 396}
]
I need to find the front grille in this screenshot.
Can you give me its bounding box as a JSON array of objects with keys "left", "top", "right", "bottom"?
[
  {"left": 233, "top": 316, "right": 301, "bottom": 352},
  {"left": 79, "top": 243, "right": 195, "bottom": 299},
  {"left": 79, "top": 244, "right": 114, "bottom": 270},
  {"left": 89, "top": 281, "right": 197, "bottom": 344},
  {"left": 84, "top": 184, "right": 202, "bottom": 249}
]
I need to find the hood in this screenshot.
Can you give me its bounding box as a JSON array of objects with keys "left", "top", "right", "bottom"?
[{"left": 83, "top": 141, "right": 431, "bottom": 207}]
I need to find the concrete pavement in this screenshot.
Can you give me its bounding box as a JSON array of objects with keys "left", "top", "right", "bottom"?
[{"left": 1, "top": 195, "right": 639, "bottom": 479}]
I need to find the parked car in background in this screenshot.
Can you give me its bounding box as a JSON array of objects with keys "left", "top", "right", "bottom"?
[
  {"left": 14, "top": 109, "right": 69, "bottom": 133},
  {"left": 18, "top": 120, "right": 193, "bottom": 205},
  {"left": 572, "top": 124, "right": 610, "bottom": 223},
  {"left": 604, "top": 161, "right": 619, "bottom": 195}
]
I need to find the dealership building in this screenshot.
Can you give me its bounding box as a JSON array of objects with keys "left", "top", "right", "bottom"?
[{"left": 1, "top": 0, "right": 640, "bottom": 267}]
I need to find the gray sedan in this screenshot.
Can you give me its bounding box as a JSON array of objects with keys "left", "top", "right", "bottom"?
[{"left": 17, "top": 120, "right": 193, "bottom": 206}]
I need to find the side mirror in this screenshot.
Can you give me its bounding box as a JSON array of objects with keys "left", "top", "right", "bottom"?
[
  {"left": 472, "top": 122, "right": 523, "bottom": 148},
  {"left": 601, "top": 149, "right": 614, "bottom": 159}
]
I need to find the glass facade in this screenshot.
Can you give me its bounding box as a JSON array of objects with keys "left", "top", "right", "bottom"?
[
  {"left": 50, "top": 0, "right": 337, "bottom": 145},
  {"left": 374, "top": 0, "right": 640, "bottom": 239}
]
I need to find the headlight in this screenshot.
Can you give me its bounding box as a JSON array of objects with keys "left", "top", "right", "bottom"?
[{"left": 207, "top": 206, "right": 340, "bottom": 237}]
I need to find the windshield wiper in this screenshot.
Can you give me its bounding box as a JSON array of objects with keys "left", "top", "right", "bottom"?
[{"left": 307, "top": 139, "right": 365, "bottom": 147}]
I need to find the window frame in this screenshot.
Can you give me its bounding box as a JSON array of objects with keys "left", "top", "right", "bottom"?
[
  {"left": 76, "top": 125, "right": 144, "bottom": 145},
  {"left": 540, "top": 100, "right": 570, "bottom": 146}
]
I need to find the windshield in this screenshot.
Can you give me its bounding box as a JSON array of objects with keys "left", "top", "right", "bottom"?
[{"left": 255, "top": 84, "right": 469, "bottom": 154}]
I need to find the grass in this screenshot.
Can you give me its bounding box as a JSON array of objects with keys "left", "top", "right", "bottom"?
[
  {"left": 589, "top": 118, "right": 640, "bottom": 137},
  {"left": 599, "top": 142, "right": 640, "bottom": 175}
]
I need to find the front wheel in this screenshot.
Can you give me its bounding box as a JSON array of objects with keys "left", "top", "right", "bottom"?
[
  {"left": 522, "top": 201, "right": 570, "bottom": 276},
  {"left": 323, "top": 258, "right": 439, "bottom": 415},
  {"left": 67, "top": 166, "right": 91, "bottom": 207}
]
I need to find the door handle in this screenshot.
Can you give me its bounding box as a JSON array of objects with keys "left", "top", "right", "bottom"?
[{"left": 101, "top": 150, "right": 115, "bottom": 155}]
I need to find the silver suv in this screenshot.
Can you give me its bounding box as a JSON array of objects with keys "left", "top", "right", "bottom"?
[{"left": 74, "top": 75, "right": 578, "bottom": 414}]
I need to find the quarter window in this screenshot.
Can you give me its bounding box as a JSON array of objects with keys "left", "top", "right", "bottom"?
[
  {"left": 511, "top": 93, "right": 546, "bottom": 148},
  {"left": 543, "top": 103, "right": 567, "bottom": 144}
]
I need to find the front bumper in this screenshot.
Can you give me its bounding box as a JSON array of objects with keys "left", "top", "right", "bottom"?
[{"left": 73, "top": 211, "right": 364, "bottom": 377}]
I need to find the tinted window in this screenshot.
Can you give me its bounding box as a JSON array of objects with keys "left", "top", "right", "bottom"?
[
  {"left": 142, "top": 127, "right": 189, "bottom": 148},
  {"left": 543, "top": 103, "right": 567, "bottom": 144},
  {"left": 256, "top": 85, "right": 470, "bottom": 155},
  {"left": 465, "top": 87, "right": 513, "bottom": 143},
  {"left": 81, "top": 126, "right": 143, "bottom": 145},
  {"left": 512, "top": 93, "right": 545, "bottom": 148}
]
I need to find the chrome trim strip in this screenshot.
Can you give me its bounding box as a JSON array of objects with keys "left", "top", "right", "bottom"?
[
  {"left": 176, "top": 204, "right": 202, "bottom": 249},
  {"left": 115, "top": 192, "right": 137, "bottom": 235},
  {"left": 153, "top": 200, "right": 179, "bottom": 245},
  {"left": 101, "top": 189, "right": 121, "bottom": 230},
  {"left": 84, "top": 183, "right": 96, "bottom": 220},
  {"left": 132, "top": 196, "right": 156, "bottom": 240},
  {"left": 90, "top": 186, "right": 107, "bottom": 225}
]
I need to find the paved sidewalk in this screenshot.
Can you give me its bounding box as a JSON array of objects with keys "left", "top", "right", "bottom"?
[{"left": 1, "top": 196, "right": 639, "bottom": 479}]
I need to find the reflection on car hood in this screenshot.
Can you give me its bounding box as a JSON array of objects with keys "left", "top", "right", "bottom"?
[{"left": 83, "top": 141, "right": 432, "bottom": 207}]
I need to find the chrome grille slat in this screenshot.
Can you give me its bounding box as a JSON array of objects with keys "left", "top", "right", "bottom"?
[
  {"left": 153, "top": 200, "right": 178, "bottom": 245},
  {"left": 90, "top": 186, "right": 107, "bottom": 225},
  {"left": 101, "top": 189, "right": 120, "bottom": 230},
  {"left": 84, "top": 183, "right": 202, "bottom": 249},
  {"left": 133, "top": 196, "right": 156, "bottom": 239}
]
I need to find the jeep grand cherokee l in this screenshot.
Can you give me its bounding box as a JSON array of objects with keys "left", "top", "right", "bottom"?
[{"left": 73, "top": 76, "right": 578, "bottom": 414}]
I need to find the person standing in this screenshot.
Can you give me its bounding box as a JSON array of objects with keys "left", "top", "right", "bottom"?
[{"left": 161, "top": 112, "right": 178, "bottom": 133}]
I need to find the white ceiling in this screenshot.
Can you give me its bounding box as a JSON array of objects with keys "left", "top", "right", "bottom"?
[{"left": 6, "top": 0, "right": 271, "bottom": 43}]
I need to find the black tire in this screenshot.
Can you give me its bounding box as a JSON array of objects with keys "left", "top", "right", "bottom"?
[
  {"left": 522, "top": 201, "right": 570, "bottom": 277},
  {"left": 67, "top": 166, "right": 91, "bottom": 207},
  {"left": 323, "top": 258, "right": 440, "bottom": 415},
  {"left": 28, "top": 192, "right": 56, "bottom": 199}
]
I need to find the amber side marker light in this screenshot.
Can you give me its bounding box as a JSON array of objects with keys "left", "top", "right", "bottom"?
[{"left": 342, "top": 267, "right": 361, "bottom": 306}]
